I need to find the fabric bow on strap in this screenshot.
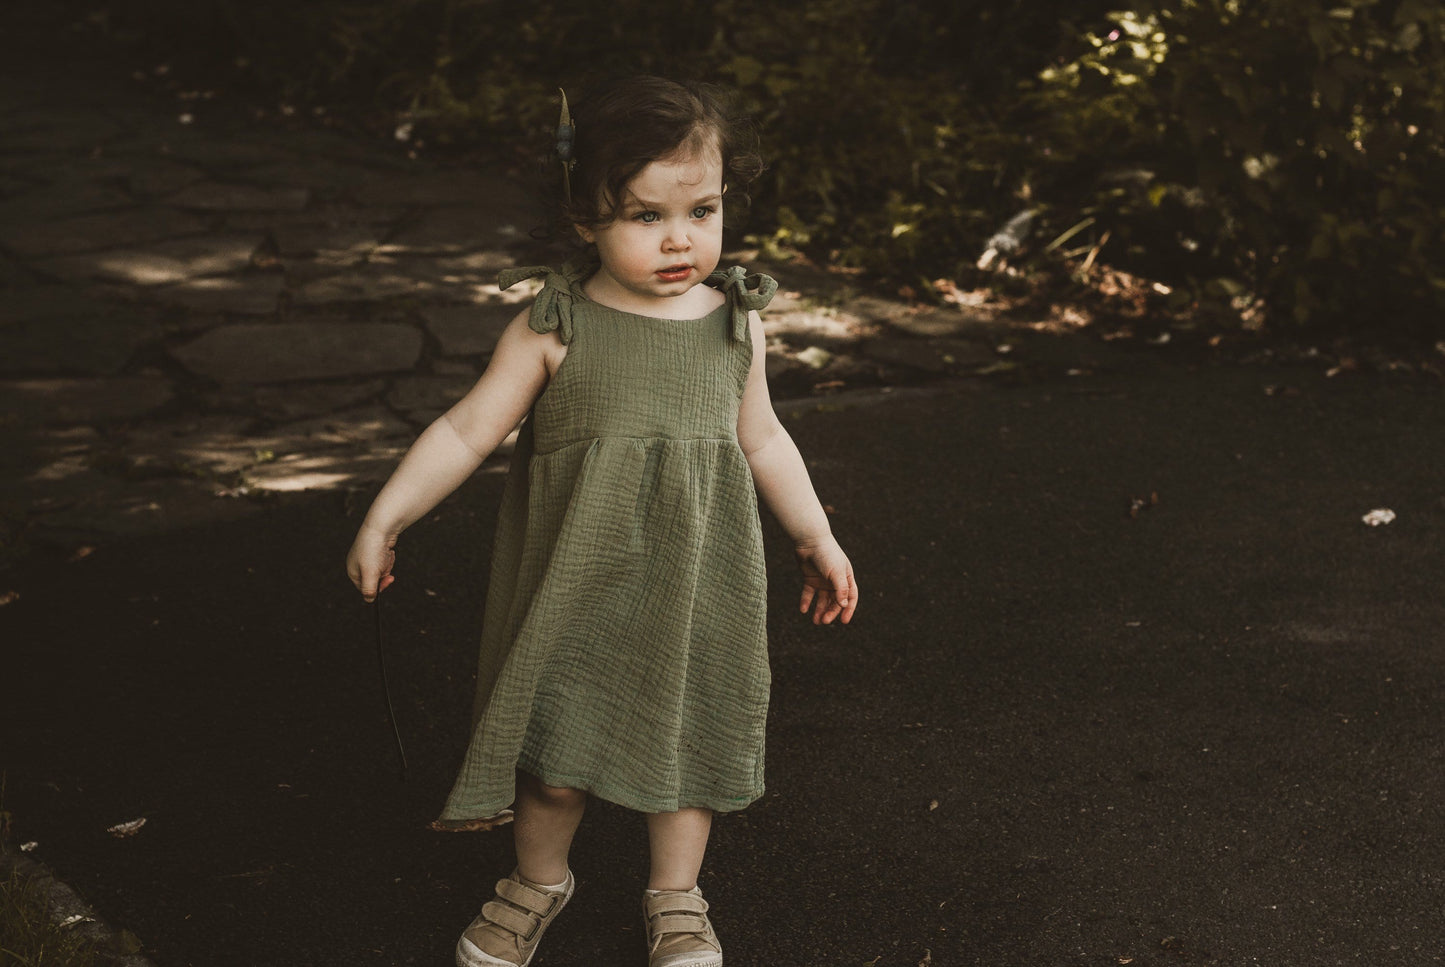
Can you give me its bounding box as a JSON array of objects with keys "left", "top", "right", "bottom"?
[
  {"left": 498, "top": 262, "right": 595, "bottom": 345},
  {"left": 709, "top": 265, "right": 778, "bottom": 342}
]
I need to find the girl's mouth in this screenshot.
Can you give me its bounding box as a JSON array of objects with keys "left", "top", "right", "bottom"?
[{"left": 655, "top": 265, "right": 692, "bottom": 282}]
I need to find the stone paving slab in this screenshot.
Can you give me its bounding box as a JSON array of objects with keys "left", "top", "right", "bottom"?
[
  {"left": 352, "top": 169, "right": 522, "bottom": 208},
  {"left": 0, "top": 207, "right": 209, "bottom": 258},
  {"left": 7, "top": 156, "right": 146, "bottom": 185},
  {"left": 385, "top": 374, "right": 478, "bottom": 423},
  {"left": 164, "top": 181, "right": 310, "bottom": 211},
  {"left": 169, "top": 321, "right": 423, "bottom": 383},
  {"left": 127, "top": 160, "right": 207, "bottom": 198},
  {"left": 0, "top": 314, "right": 160, "bottom": 377},
  {"left": 272, "top": 225, "right": 380, "bottom": 264},
  {"left": 288, "top": 256, "right": 511, "bottom": 305},
  {"left": 101, "top": 413, "right": 263, "bottom": 478},
  {"left": 0, "top": 109, "right": 123, "bottom": 150},
  {"left": 145, "top": 273, "right": 284, "bottom": 315},
  {"left": 35, "top": 234, "right": 262, "bottom": 286},
  {"left": 206, "top": 379, "right": 389, "bottom": 422},
  {"left": 288, "top": 267, "right": 437, "bottom": 304},
  {"left": 0, "top": 377, "right": 174, "bottom": 424},
  {"left": 240, "top": 159, "right": 378, "bottom": 194},
  {"left": 2, "top": 284, "right": 117, "bottom": 325},
  {"left": 261, "top": 403, "right": 414, "bottom": 450},
  {"left": 241, "top": 445, "right": 408, "bottom": 493},
  {"left": 419, "top": 303, "right": 516, "bottom": 356},
  {"left": 384, "top": 204, "right": 537, "bottom": 252},
  {"left": 230, "top": 200, "right": 405, "bottom": 228},
  {"left": 0, "top": 16, "right": 1137, "bottom": 559},
  {"left": 160, "top": 137, "right": 300, "bottom": 168},
  {"left": 0, "top": 180, "right": 134, "bottom": 220}
]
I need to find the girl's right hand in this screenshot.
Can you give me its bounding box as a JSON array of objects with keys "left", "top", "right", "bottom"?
[{"left": 346, "top": 523, "right": 397, "bottom": 602}]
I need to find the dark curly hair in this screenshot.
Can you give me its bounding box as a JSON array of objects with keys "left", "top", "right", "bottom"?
[{"left": 559, "top": 75, "right": 764, "bottom": 232}]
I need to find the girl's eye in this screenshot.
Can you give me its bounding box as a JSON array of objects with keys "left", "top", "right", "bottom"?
[
  {"left": 635, "top": 211, "right": 659, "bottom": 223},
  {"left": 691, "top": 206, "right": 715, "bottom": 219}
]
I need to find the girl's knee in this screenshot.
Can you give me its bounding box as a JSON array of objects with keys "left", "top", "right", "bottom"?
[{"left": 521, "top": 773, "right": 586, "bottom": 809}]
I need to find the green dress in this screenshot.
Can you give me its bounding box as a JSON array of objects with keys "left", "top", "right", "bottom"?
[{"left": 435, "top": 261, "right": 779, "bottom": 828}]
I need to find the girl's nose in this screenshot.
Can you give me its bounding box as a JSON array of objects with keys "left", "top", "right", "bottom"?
[{"left": 662, "top": 221, "right": 690, "bottom": 251}]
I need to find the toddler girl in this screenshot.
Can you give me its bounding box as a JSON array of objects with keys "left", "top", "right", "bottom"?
[{"left": 346, "top": 75, "right": 857, "bottom": 967}]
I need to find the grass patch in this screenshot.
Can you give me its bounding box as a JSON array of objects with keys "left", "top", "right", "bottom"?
[{"left": 0, "top": 863, "right": 100, "bottom": 967}]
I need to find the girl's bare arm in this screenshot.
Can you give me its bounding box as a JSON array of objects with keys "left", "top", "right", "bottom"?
[
  {"left": 346, "top": 308, "right": 556, "bottom": 599},
  {"left": 736, "top": 310, "right": 858, "bottom": 624}
]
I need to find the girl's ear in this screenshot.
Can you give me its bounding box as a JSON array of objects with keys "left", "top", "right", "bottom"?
[{"left": 574, "top": 223, "right": 594, "bottom": 244}]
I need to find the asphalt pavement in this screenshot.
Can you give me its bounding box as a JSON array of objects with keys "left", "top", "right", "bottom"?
[
  {"left": 4, "top": 7, "right": 1445, "bottom": 967},
  {"left": 6, "top": 362, "right": 1445, "bottom": 966}
]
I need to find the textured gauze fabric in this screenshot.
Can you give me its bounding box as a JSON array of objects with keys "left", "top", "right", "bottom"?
[{"left": 434, "top": 262, "right": 779, "bottom": 828}]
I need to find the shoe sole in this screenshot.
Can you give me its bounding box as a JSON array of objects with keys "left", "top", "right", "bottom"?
[{"left": 649, "top": 951, "right": 723, "bottom": 967}]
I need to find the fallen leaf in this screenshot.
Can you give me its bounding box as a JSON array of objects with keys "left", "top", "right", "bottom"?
[
  {"left": 107, "top": 817, "right": 147, "bottom": 838},
  {"left": 928, "top": 799, "right": 940, "bottom": 811},
  {"left": 918, "top": 949, "right": 933, "bottom": 966},
  {"left": 68, "top": 545, "right": 96, "bottom": 563},
  {"left": 795, "top": 346, "right": 833, "bottom": 369},
  {"left": 1127, "top": 492, "right": 1160, "bottom": 518},
  {"left": 0, "top": 591, "right": 18, "bottom": 608},
  {"left": 20, "top": 841, "right": 38, "bottom": 853},
  {"left": 1362, "top": 508, "right": 1396, "bottom": 527}
]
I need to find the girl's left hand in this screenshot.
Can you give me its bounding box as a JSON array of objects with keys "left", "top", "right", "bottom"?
[{"left": 795, "top": 537, "right": 858, "bottom": 625}]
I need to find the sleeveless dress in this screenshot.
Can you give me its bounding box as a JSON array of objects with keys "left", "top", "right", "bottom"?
[{"left": 434, "top": 260, "right": 780, "bottom": 829}]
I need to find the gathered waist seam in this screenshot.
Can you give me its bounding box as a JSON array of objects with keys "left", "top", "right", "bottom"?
[{"left": 533, "top": 435, "right": 738, "bottom": 457}]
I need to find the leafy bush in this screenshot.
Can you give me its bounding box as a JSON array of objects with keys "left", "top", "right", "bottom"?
[
  {"left": 111, "top": 0, "right": 1445, "bottom": 338},
  {"left": 1026, "top": 0, "right": 1445, "bottom": 336}
]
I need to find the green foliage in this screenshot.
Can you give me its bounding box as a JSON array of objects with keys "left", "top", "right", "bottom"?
[
  {"left": 114, "top": 0, "right": 1445, "bottom": 337},
  {"left": 1026, "top": 0, "right": 1445, "bottom": 335}
]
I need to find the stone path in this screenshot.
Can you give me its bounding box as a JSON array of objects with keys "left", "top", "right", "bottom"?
[{"left": 0, "top": 24, "right": 1117, "bottom": 548}]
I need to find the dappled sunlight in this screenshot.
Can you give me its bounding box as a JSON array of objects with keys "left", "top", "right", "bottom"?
[
  {"left": 9, "top": 410, "right": 518, "bottom": 532},
  {"left": 40, "top": 236, "right": 261, "bottom": 285}
]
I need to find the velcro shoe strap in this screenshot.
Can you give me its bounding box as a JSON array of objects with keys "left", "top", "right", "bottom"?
[
  {"left": 650, "top": 911, "right": 710, "bottom": 936},
  {"left": 648, "top": 891, "right": 709, "bottom": 916},
  {"left": 480, "top": 899, "right": 539, "bottom": 938},
  {"left": 496, "top": 877, "right": 561, "bottom": 917}
]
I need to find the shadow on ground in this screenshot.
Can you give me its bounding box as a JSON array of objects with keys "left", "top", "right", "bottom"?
[{"left": 5, "top": 363, "right": 1445, "bottom": 965}]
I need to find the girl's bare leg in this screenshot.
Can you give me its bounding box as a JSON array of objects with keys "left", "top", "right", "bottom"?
[
  {"left": 511, "top": 771, "right": 586, "bottom": 885},
  {"left": 645, "top": 807, "right": 713, "bottom": 891}
]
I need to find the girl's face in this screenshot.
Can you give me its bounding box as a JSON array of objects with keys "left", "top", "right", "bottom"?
[{"left": 578, "top": 146, "right": 724, "bottom": 314}]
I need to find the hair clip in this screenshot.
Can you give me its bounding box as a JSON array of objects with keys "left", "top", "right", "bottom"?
[{"left": 556, "top": 88, "right": 577, "bottom": 205}]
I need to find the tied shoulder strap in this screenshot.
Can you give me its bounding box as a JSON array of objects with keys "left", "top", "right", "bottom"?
[
  {"left": 710, "top": 265, "right": 778, "bottom": 341},
  {"left": 498, "top": 260, "right": 594, "bottom": 345}
]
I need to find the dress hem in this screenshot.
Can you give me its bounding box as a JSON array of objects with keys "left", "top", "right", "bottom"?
[{"left": 435, "top": 763, "right": 764, "bottom": 829}]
